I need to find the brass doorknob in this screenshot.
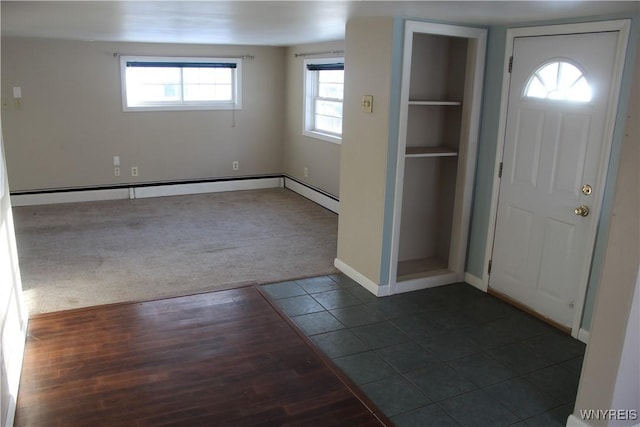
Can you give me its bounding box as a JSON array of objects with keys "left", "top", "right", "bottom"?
[{"left": 574, "top": 205, "right": 590, "bottom": 217}]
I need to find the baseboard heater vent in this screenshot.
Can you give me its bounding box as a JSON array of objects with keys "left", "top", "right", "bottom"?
[
  {"left": 283, "top": 176, "right": 338, "bottom": 213},
  {"left": 10, "top": 175, "right": 339, "bottom": 214}
]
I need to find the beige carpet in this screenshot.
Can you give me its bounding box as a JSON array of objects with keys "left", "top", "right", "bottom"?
[{"left": 13, "top": 188, "right": 339, "bottom": 314}]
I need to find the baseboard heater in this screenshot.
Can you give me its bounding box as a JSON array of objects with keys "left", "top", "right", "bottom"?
[{"left": 10, "top": 175, "right": 339, "bottom": 214}]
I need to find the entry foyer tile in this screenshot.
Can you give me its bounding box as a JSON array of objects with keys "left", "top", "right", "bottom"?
[
  {"left": 275, "top": 295, "right": 324, "bottom": 317},
  {"left": 485, "top": 377, "right": 559, "bottom": 419},
  {"left": 521, "top": 332, "right": 586, "bottom": 364},
  {"left": 447, "top": 353, "right": 516, "bottom": 387},
  {"left": 311, "top": 289, "right": 362, "bottom": 310},
  {"left": 360, "top": 375, "right": 430, "bottom": 417},
  {"left": 309, "top": 328, "right": 370, "bottom": 358},
  {"left": 376, "top": 342, "right": 441, "bottom": 373},
  {"left": 487, "top": 343, "right": 554, "bottom": 374},
  {"left": 332, "top": 351, "right": 396, "bottom": 385},
  {"left": 391, "top": 404, "right": 460, "bottom": 427},
  {"left": 261, "top": 281, "right": 306, "bottom": 299},
  {"left": 262, "top": 277, "right": 585, "bottom": 426},
  {"left": 350, "top": 321, "right": 410, "bottom": 349},
  {"left": 417, "top": 329, "right": 483, "bottom": 361},
  {"left": 523, "top": 403, "right": 575, "bottom": 427},
  {"left": 439, "top": 389, "right": 519, "bottom": 427},
  {"left": 329, "top": 305, "right": 387, "bottom": 327},
  {"left": 291, "top": 311, "right": 344, "bottom": 336},
  {"left": 404, "top": 364, "right": 475, "bottom": 401},
  {"left": 523, "top": 365, "right": 581, "bottom": 404},
  {"left": 295, "top": 276, "right": 341, "bottom": 294}
]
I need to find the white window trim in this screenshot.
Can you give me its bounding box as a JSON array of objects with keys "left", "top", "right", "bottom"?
[
  {"left": 120, "top": 56, "right": 242, "bottom": 112},
  {"left": 303, "top": 57, "right": 344, "bottom": 144}
]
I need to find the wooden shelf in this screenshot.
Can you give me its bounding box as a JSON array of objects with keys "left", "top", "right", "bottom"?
[
  {"left": 397, "top": 257, "right": 450, "bottom": 281},
  {"left": 405, "top": 147, "right": 458, "bottom": 158},
  {"left": 408, "top": 100, "right": 462, "bottom": 106}
]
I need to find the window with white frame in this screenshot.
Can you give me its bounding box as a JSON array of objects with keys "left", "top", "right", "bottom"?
[
  {"left": 120, "top": 56, "right": 242, "bottom": 111},
  {"left": 303, "top": 58, "right": 344, "bottom": 143}
]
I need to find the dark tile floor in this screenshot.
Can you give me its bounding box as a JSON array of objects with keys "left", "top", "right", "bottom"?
[{"left": 261, "top": 274, "right": 586, "bottom": 427}]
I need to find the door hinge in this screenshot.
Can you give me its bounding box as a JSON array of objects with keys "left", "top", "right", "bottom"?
[
  {"left": 508, "top": 56, "right": 513, "bottom": 73},
  {"left": 498, "top": 162, "right": 503, "bottom": 178},
  {"left": 488, "top": 260, "right": 492, "bottom": 275}
]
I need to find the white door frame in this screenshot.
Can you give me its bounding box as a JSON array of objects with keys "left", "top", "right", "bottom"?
[{"left": 482, "top": 20, "right": 631, "bottom": 339}]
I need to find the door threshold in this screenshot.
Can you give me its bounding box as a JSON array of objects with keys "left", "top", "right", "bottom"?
[{"left": 488, "top": 287, "right": 572, "bottom": 335}]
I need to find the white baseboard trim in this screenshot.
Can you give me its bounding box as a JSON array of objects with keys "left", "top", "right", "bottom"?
[
  {"left": 334, "top": 258, "right": 390, "bottom": 296},
  {"left": 577, "top": 328, "right": 590, "bottom": 344},
  {"left": 465, "top": 272, "right": 486, "bottom": 292},
  {"left": 5, "top": 318, "right": 28, "bottom": 427},
  {"left": 10, "top": 177, "right": 284, "bottom": 206},
  {"left": 284, "top": 177, "right": 339, "bottom": 214},
  {"left": 393, "top": 272, "right": 462, "bottom": 294},
  {"left": 134, "top": 177, "right": 283, "bottom": 199},
  {"left": 566, "top": 414, "right": 590, "bottom": 427},
  {"left": 11, "top": 188, "right": 130, "bottom": 206}
]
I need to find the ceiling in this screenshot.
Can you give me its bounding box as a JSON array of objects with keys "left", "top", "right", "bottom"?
[{"left": 1, "top": 1, "right": 638, "bottom": 46}]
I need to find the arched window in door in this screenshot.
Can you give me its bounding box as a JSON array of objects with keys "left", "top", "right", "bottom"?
[{"left": 524, "top": 61, "right": 592, "bottom": 102}]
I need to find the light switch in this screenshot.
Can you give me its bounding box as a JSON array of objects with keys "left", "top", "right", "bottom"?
[
  {"left": 13, "top": 87, "right": 22, "bottom": 99},
  {"left": 362, "top": 95, "right": 373, "bottom": 113}
]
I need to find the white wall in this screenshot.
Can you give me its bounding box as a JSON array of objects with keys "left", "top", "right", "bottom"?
[
  {"left": 1, "top": 37, "right": 286, "bottom": 192},
  {"left": 0, "top": 122, "right": 28, "bottom": 426},
  {"left": 610, "top": 269, "right": 639, "bottom": 426},
  {"left": 336, "top": 17, "right": 397, "bottom": 285},
  {"left": 571, "top": 42, "right": 639, "bottom": 427}
]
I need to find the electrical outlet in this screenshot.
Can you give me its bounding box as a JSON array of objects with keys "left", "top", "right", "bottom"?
[
  {"left": 304, "top": 167, "right": 308, "bottom": 178},
  {"left": 131, "top": 166, "right": 138, "bottom": 177},
  {"left": 114, "top": 167, "right": 120, "bottom": 177},
  {"left": 232, "top": 161, "right": 239, "bottom": 171}
]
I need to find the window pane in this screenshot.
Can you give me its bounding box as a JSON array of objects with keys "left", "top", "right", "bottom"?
[
  {"left": 524, "top": 61, "right": 591, "bottom": 102},
  {"left": 318, "top": 70, "right": 344, "bottom": 84},
  {"left": 558, "top": 62, "right": 582, "bottom": 88},
  {"left": 184, "top": 84, "right": 232, "bottom": 101},
  {"left": 538, "top": 62, "right": 558, "bottom": 92},
  {"left": 315, "top": 99, "right": 343, "bottom": 118},
  {"left": 317, "top": 69, "right": 344, "bottom": 100},
  {"left": 318, "top": 82, "right": 344, "bottom": 100},
  {"left": 182, "top": 68, "right": 233, "bottom": 102},
  {"left": 526, "top": 76, "right": 547, "bottom": 99},
  {"left": 315, "top": 115, "right": 342, "bottom": 134},
  {"left": 128, "top": 67, "right": 181, "bottom": 84},
  {"left": 315, "top": 98, "right": 342, "bottom": 135},
  {"left": 567, "top": 77, "right": 592, "bottom": 102},
  {"left": 126, "top": 67, "right": 182, "bottom": 104},
  {"left": 183, "top": 68, "right": 232, "bottom": 85}
]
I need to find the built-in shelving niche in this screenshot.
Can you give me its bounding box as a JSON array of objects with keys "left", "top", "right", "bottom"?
[{"left": 391, "top": 22, "right": 487, "bottom": 291}]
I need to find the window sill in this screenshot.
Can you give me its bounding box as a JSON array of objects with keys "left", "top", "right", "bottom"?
[
  {"left": 123, "top": 104, "right": 242, "bottom": 112},
  {"left": 303, "top": 130, "right": 342, "bottom": 145}
]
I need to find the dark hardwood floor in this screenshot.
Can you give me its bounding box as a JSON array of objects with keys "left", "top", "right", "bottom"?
[{"left": 15, "top": 285, "right": 388, "bottom": 427}]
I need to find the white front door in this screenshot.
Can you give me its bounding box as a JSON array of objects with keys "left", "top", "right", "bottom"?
[{"left": 490, "top": 31, "right": 622, "bottom": 329}]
